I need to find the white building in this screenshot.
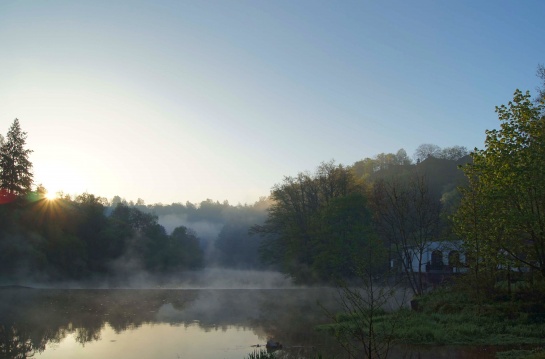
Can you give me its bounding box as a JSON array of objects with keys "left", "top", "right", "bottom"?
[{"left": 392, "top": 240, "right": 467, "bottom": 274}]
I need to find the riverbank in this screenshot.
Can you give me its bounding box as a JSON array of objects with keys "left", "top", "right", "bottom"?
[{"left": 319, "top": 286, "right": 545, "bottom": 359}]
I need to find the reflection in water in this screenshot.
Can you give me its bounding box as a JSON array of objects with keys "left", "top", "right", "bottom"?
[
  {"left": 0, "top": 287, "right": 505, "bottom": 359},
  {"left": 36, "top": 323, "right": 265, "bottom": 359},
  {"left": 0, "top": 288, "right": 343, "bottom": 359},
  {"left": 0, "top": 326, "right": 38, "bottom": 359}
]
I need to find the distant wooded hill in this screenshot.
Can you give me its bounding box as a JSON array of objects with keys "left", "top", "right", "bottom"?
[{"left": 364, "top": 155, "right": 471, "bottom": 197}]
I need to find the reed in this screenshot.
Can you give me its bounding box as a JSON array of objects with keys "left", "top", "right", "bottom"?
[{"left": 244, "top": 349, "right": 276, "bottom": 359}]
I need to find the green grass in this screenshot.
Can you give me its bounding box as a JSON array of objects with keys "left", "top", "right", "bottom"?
[
  {"left": 496, "top": 348, "right": 545, "bottom": 359},
  {"left": 386, "top": 309, "right": 545, "bottom": 346},
  {"left": 319, "top": 286, "right": 545, "bottom": 351}
]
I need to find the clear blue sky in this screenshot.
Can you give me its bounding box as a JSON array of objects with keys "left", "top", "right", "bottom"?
[{"left": 0, "top": 1, "right": 543, "bottom": 205}]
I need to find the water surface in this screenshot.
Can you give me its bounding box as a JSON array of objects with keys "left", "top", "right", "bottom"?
[
  {"left": 0, "top": 288, "right": 342, "bottom": 359},
  {"left": 0, "top": 287, "right": 512, "bottom": 358}
]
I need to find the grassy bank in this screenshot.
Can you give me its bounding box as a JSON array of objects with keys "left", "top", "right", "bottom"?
[
  {"left": 318, "top": 285, "right": 545, "bottom": 358},
  {"left": 394, "top": 289, "right": 545, "bottom": 346}
]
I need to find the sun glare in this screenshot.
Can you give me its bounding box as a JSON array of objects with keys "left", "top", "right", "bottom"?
[{"left": 35, "top": 161, "right": 90, "bottom": 200}]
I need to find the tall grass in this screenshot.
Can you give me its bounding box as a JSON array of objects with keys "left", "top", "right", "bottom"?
[{"left": 320, "top": 287, "right": 545, "bottom": 347}]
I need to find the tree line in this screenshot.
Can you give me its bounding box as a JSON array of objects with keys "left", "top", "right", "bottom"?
[
  {"left": 2, "top": 64, "right": 544, "bottom": 289},
  {"left": 252, "top": 153, "right": 469, "bottom": 286},
  {"left": 0, "top": 117, "right": 474, "bottom": 286},
  {"left": 0, "top": 193, "right": 205, "bottom": 282},
  {"left": 254, "top": 64, "right": 545, "bottom": 295},
  {"left": 0, "top": 115, "right": 467, "bottom": 285},
  {"left": 0, "top": 120, "right": 205, "bottom": 282}
]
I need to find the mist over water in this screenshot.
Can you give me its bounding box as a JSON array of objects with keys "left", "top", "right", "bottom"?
[
  {"left": 112, "top": 268, "right": 295, "bottom": 289},
  {"left": 171, "top": 268, "right": 294, "bottom": 289},
  {"left": 0, "top": 286, "right": 499, "bottom": 359},
  {"left": 19, "top": 268, "right": 294, "bottom": 290},
  {"left": 157, "top": 213, "right": 223, "bottom": 239},
  {"left": 0, "top": 286, "right": 344, "bottom": 359}
]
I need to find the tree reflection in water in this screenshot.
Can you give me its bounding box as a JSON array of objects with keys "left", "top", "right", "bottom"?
[
  {"left": 0, "top": 288, "right": 193, "bottom": 358},
  {"left": 0, "top": 287, "right": 505, "bottom": 359},
  {"left": 0, "top": 325, "right": 39, "bottom": 359},
  {"left": 0, "top": 288, "right": 344, "bottom": 358}
]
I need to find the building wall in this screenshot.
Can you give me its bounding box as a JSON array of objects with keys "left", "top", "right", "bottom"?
[{"left": 406, "top": 241, "right": 466, "bottom": 273}]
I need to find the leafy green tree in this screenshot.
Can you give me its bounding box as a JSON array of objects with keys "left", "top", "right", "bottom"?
[
  {"left": 351, "top": 157, "right": 377, "bottom": 180},
  {"left": 455, "top": 90, "right": 545, "bottom": 278},
  {"left": 452, "top": 178, "right": 502, "bottom": 299},
  {"left": 351, "top": 149, "right": 412, "bottom": 180},
  {"left": 252, "top": 161, "right": 358, "bottom": 282},
  {"left": 170, "top": 226, "right": 203, "bottom": 270},
  {"left": 108, "top": 203, "right": 161, "bottom": 269},
  {"left": 73, "top": 193, "right": 110, "bottom": 273},
  {"left": 313, "top": 193, "right": 383, "bottom": 280},
  {"left": 142, "top": 222, "right": 170, "bottom": 271},
  {"left": 395, "top": 148, "right": 412, "bottom": 166},
  {"left": 108, "top": 203, "right": 204, "bottom": 272},
  {"left": 0, "top": 119, "right": 33, "bottom": 196},
  {"left": 254, "top": 172, "right": 320, "bottom": 279}
]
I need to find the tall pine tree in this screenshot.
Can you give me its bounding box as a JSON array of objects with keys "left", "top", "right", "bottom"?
[{"left": 0, "top": 119, "right": 33, "bottom": 196}]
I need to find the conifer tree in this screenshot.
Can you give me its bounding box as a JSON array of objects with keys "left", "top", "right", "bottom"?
[{"left": 0, "top": 119, "right": 33, "bottom": 196}]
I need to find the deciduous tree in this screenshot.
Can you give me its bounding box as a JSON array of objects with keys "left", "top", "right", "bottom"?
[
  {"left": 413, "top": 143, "right": 441, "bottom": 163},
  {"left": 313, "top": 193, "right": 384, "bottom": 280},
  {"left": 455, "top": 90, "right": 545, "bottom": 278},
  {"left": 252, "top": 161, "right": 359, "bottom": 282},
  {"left": 439, "top": 145, "right": 469, "bottom": 161},
  {"left": 371, "top": 174, "right": 441, "bottom": 295}
]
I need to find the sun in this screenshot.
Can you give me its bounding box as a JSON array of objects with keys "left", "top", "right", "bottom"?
[
  {"left": 45, "top": 192, "right": 57, "bottom": 201},
  {"left": 35, "top": 161, "right": 90, "bottom": 200}
]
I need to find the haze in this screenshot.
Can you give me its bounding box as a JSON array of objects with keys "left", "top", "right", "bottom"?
[{"left": 1, "top": 1, "right": 543, "bottom": 204}]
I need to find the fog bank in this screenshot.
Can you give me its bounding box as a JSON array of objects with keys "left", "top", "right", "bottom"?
[{"left": 18, "top": 268, "right": 294, "bottom": 290}]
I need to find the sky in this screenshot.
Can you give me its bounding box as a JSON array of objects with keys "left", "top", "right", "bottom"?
[{"left": 0, "top": 1, "right": 544, "bottom": 205}]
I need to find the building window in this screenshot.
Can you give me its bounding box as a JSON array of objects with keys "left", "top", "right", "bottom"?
[{"left": 431, "top": 250, "right": 443, "bottom": 269}]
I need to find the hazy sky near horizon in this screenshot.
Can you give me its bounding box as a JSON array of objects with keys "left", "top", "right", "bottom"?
[{"left": 1, "top": 1, "right": 543, "bottom": 205}]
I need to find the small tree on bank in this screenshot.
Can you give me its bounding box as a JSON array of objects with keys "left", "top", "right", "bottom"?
[
  {"left": 0, "top": 119, "right": 34, "bottom": 196},
  {"left": 371, "top": 174, "right": 441, "bottom": 296}
]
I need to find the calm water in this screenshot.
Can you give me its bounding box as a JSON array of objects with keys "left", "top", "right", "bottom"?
[
  {"left": 0, "top": 287, "right": 511, "bottom": 358},
  {"left": 0, "top": 287, "right": 345, "bottom": 359}
]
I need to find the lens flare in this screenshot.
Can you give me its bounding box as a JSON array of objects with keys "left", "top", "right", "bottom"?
[{"left": 0, "top": 189, "right": 17, "bottom": 204}]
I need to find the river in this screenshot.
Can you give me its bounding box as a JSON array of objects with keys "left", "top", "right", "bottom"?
[
  {"left": 0, "top": 287, "right": 346, "bottom": 358},
  {"left": 0, "top": 286, "right": 509, "bottom": 358}
]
